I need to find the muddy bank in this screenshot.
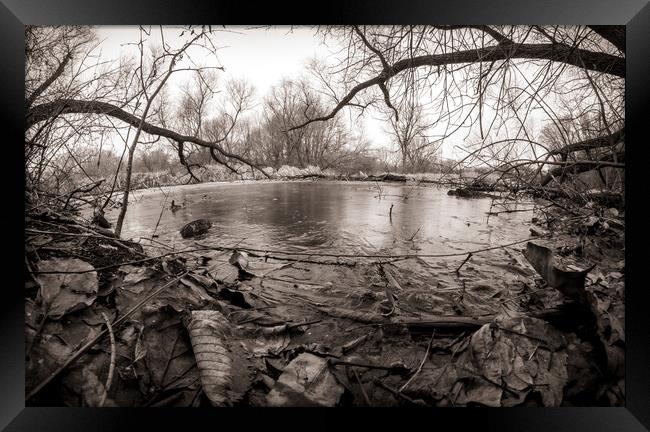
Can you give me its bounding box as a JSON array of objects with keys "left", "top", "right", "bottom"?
[{"left": 24, "top": 195, "right": 624, "bottom": 407}]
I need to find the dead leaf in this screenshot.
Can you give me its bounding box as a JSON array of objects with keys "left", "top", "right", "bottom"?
[
  {"left": 452, "top": 316, "right": 568, "bottom": 407},
  {"left": 185, "top": 310, "right": 251, "bottom": 406},
  {"left": 266, "top": 353, "right": 344, "bottom": 406},
  {"left": 141, "top": 309, "right": 199, "bottom": 392},
  {"left": 37, "top": 258, "right": 98, "bottom": 319},
  {"left": 115, "top": 270, "right": 216, "bottom": 322},
  {"left": 229, "top": 250, "right": 250, "bottom": 271}
]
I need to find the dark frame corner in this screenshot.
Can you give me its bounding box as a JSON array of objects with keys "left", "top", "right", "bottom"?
[{"left": 3, "top": 0, "right": 649, "bottom": 430}]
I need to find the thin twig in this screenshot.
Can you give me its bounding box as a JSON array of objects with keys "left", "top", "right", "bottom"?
[
  {"left": 408, "top": 226, "right": 422, "bottom": 241},
  {"left": 455, "top": 252, "right": 473, "bottom": 274},
  {"left": 99, "top": 312, "right": 116, "bottom": 407},
  {"left": 197, "top": 235, "right": 547, "bottom": 261},
  {"left": 457, "top": 365, "right": 520, "bottom": 396},
  {"left": 32, "top": 235, "right": 545, "bottom": 275},
  {"left": 31, "top": 246, "right": 215, "bottom": 274},
  {"left": 487, "top": 203, "right": 553, "bottom": 216},
  {"left": 352, "top": 368, "right": 372, "bottom": 406},
  {"left": 399, "top": 330, "right": 435, "bottom": 392},
  {"left": 329, "top": 359, "right": 410, "bottom": 373},
  {"left": 374, "top": 380, "right": 426, "bottom": 406},
  {"left": 25, "top": 227, "right": 145, "bottom": 257},
  {"left": 151, "top": 194, "right": 169, "bottom": 239}
]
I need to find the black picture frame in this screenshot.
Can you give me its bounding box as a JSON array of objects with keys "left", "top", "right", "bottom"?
[{"left": 3, "top": 0, "right": 649, "bottom": 430}]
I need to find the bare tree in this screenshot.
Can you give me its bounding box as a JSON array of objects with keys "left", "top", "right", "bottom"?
[
  {"left": 292, "top": 25, "right": 624, "bottom": 197},
  {"left": 25, "top": 25, "right": 269, "bottom": 235},
  {"left": 24, "top": 26, "right": 269, "bottom": 196},
  {"left": 384, "top": 96, "right": 430, "bottom": 172},
  {"left": 258, "top": 78, "right": 352, "bottom": 169}
]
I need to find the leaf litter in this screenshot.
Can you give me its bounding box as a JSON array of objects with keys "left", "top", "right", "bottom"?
[{"left": 24, "top": 206, "right": 624, "bottom": 407}]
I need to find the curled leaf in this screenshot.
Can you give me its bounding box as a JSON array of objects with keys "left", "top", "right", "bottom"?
[{"left": 186, "top": 310, "right": 251, "bottom": 406}]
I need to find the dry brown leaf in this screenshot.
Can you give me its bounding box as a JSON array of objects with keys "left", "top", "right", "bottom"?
[
  {"left": 185, "top": 310, "right": 238, "bottom": 406},
  {"left": 37, "top": 258, "right": 98, "bottom": 319},
  {"left": 266, "top": 353, "right": 344, "bottom": 407}
]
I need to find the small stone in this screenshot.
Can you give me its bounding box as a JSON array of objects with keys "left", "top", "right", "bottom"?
[{"left": 180, "top": 219, "right": 212, "bottom": 238}]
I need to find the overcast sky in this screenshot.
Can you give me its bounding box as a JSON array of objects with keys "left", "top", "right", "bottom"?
[{"left": 94, "top": 26, "right": 475, "bottom": 159}]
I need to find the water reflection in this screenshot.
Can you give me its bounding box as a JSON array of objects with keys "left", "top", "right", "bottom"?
[{"left": 108, "top": 181, "right": 532, "bottom": 255}]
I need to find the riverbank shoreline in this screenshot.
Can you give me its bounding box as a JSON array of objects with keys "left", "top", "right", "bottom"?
[{"left": 79, "top": 167, "right": 495, "bottom": 207}]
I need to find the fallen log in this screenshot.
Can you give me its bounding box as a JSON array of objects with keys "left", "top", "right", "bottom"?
[
  {"left": 522, "top": 241, "right": 624, "bottom": 382},
  {"left": 366, "top": 173, "right": 407, "bottom": 182},
  {"left": 343, "top": 305, "right": 581, "bottom": 334},
  {"left": 284, "top": 173, "right": 329, "bottom": 179},
  {"left": 447, "top": 187, "right": 497, "bottom": 199},
  {"left": 540, "top": 151, "right": 625, "bottom": 186}
]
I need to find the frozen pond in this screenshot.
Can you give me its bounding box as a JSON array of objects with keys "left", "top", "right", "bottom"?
[{"left": 108, "top": 181, "right": 533, "bottom": 256}]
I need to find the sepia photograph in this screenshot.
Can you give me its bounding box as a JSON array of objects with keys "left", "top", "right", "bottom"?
[{"left": 24, "top": 24, "right": 626, "bottom": 408}]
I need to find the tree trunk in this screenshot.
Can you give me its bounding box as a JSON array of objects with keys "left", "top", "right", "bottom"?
[{"left": 114, "top": 143, "right": 137, "bottom": 237}]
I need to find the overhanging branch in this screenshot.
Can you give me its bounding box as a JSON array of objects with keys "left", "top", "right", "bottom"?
[
  {"left": 588, "top": 25, "right": 625, "bottom": 53},
  {"left": 547, "top": 128, "right": 624, "bottom": 157},
  {"left": 289, "top": 41, "right": 624, "bottom": 131},
  {"left": 26, "top": 51, "right": 72, "bottom": 109},
  {"left": 26, "top": 98, "right": 271, "bottom": 178}
]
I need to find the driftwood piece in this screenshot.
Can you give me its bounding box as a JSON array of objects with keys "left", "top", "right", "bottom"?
[
  {"left": 523, "top": 242, "right": 594, "bottom": 301},
  {"left": 395, "top": 306, "right": 579, "bottom": 334},
  {"left": 447, "top": 188, "right": 490, "bottom": 198},
  {"left": 366, "top": 173, "right": 407, "bottom": 182}
]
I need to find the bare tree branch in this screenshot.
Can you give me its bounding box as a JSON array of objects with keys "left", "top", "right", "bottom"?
[
  {"left": 289, "top": 41, "right": 624, "bottom": 130},
  {"left": 26, "top": 51, "right": 72, "bottom": 109},
  {"left": 588, "top": 25, "right": 625, "bottom": 53},
  {"left": 547, "top": 127, "right": 624, "bottom": 157},
  {"left": 26, "top": 98, "right": 270, "bottom": 178},
  {"left": 540, "top": 151, "right": 624, "bottom": 186}
]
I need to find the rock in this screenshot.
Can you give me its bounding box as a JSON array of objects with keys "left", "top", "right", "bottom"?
[
  {"left": 180, "top": 219, "right": 212, "bottom": 238},
  {"left": 266, "top": 353, "right": 344, "bottom": 407}
]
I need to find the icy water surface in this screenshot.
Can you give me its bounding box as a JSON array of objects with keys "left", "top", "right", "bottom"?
[
  {"left": 106, "top": 180, "right": 545, "bottom": 319},
  {"left": 109, "top": 181, "right": 533, "bottom": 256}
]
